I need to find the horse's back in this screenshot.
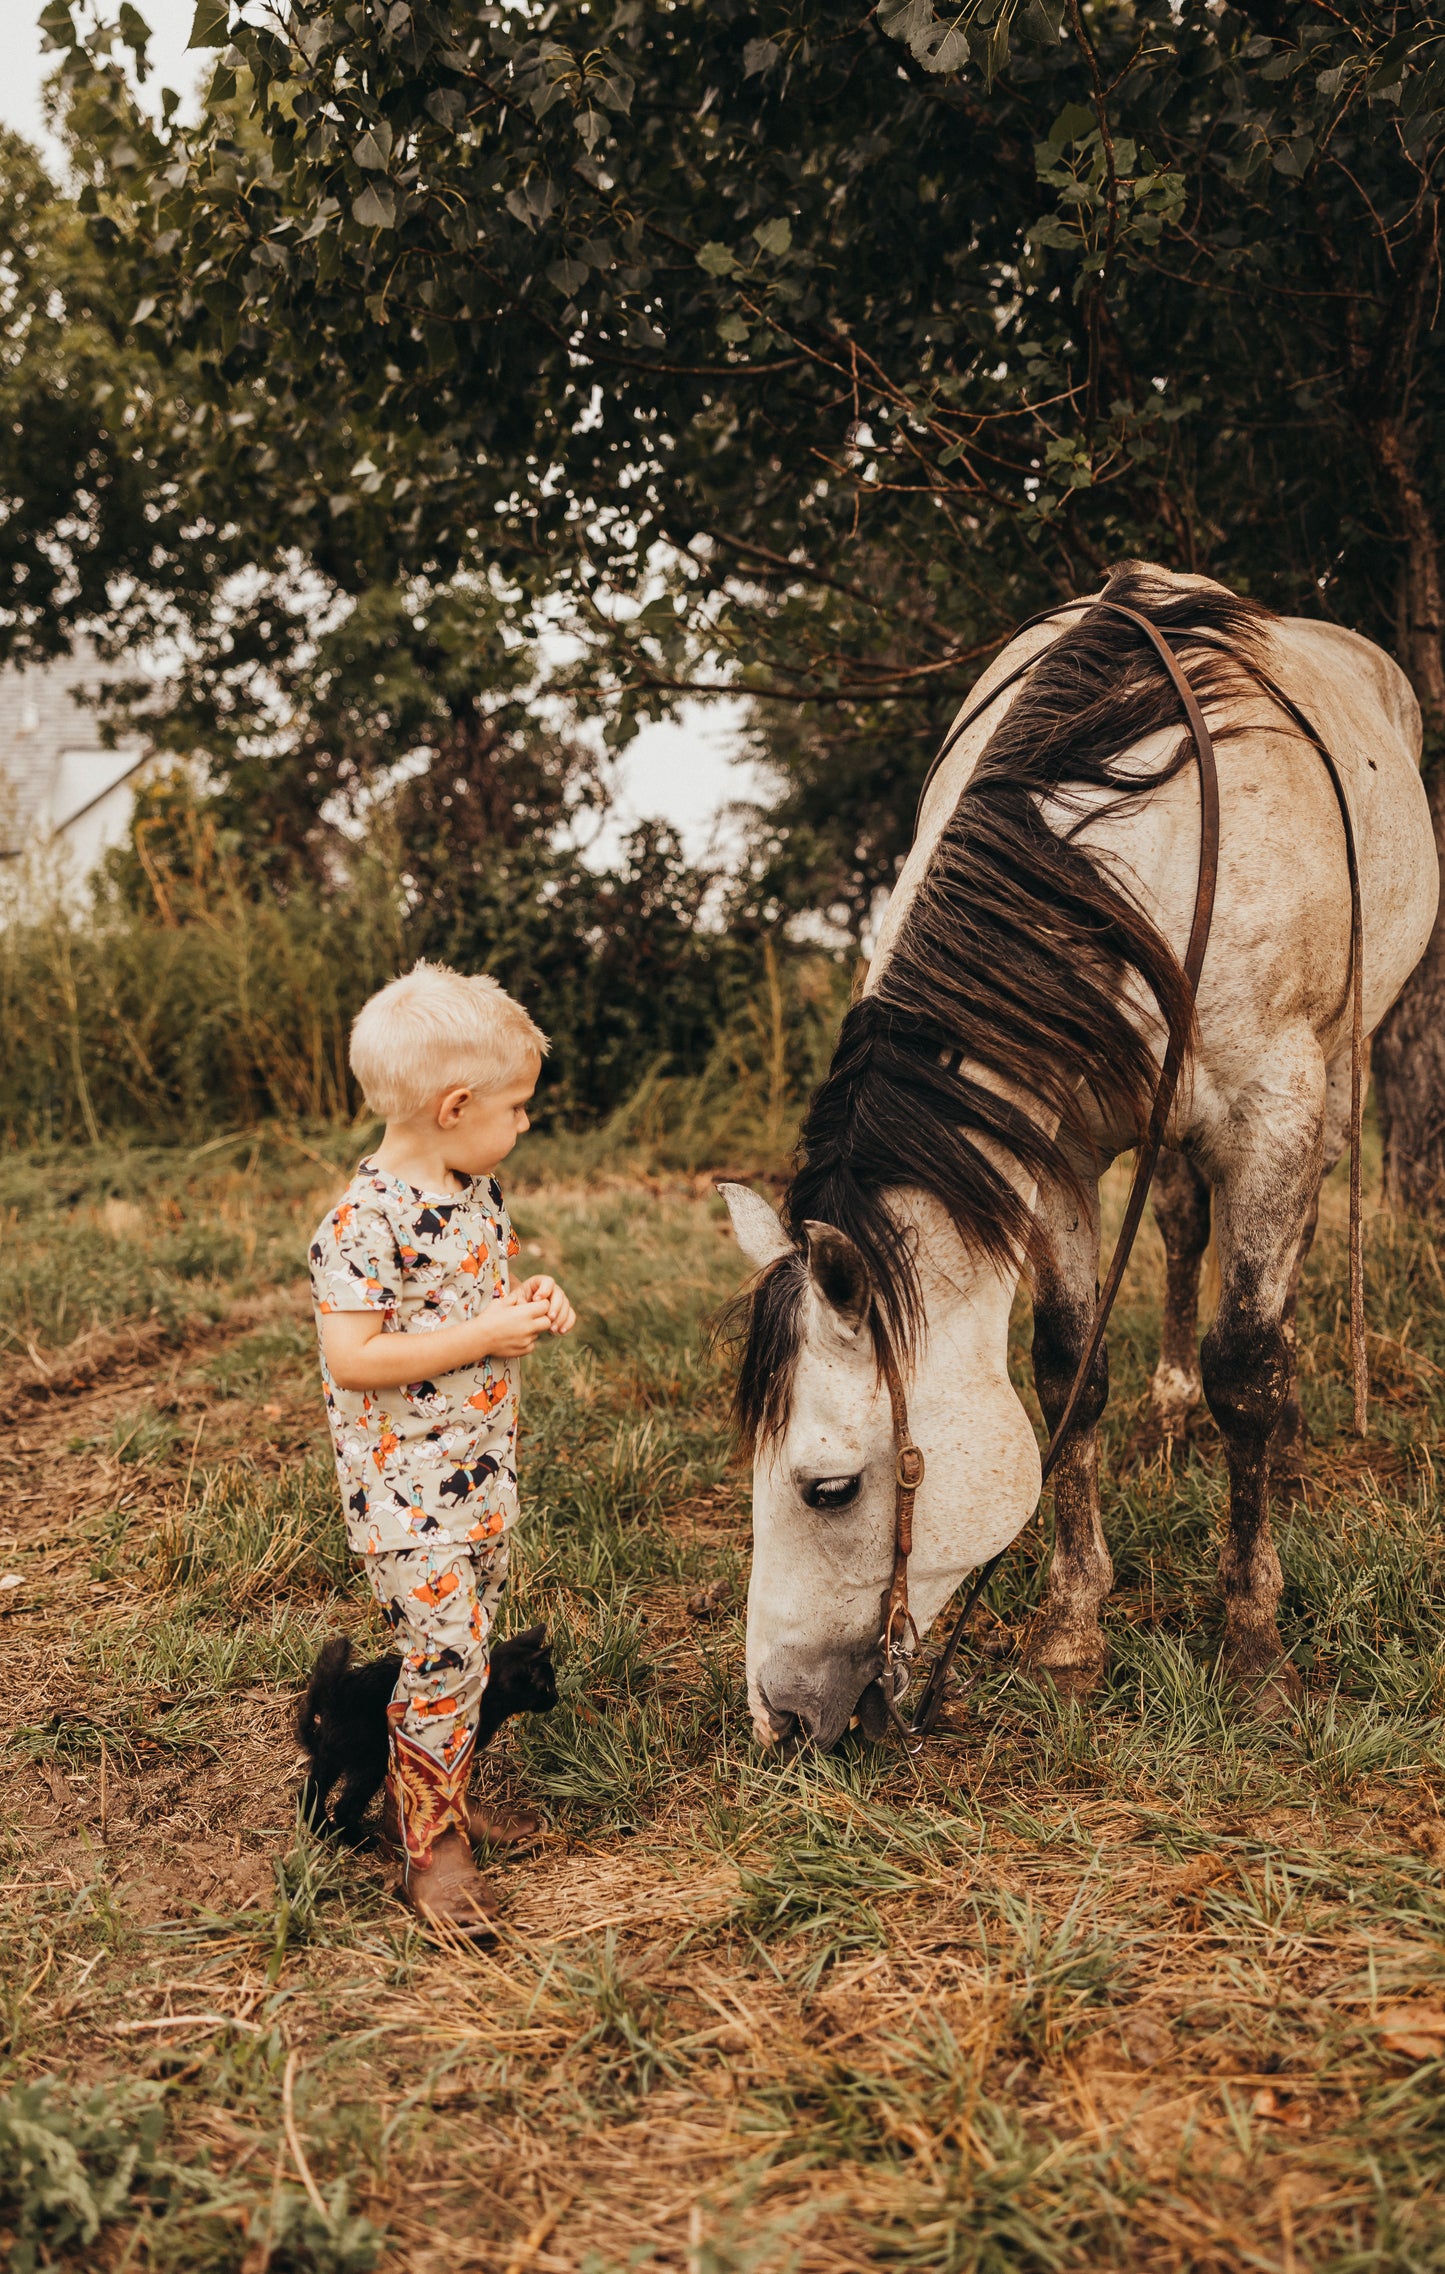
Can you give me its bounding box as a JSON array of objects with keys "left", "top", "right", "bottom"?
[
  {"left": 1096, "top": 606, "right": 1436, "bottom": 1075},
  {"left": 878, "top": 580, "right": 1438, "bottom": 1061}
]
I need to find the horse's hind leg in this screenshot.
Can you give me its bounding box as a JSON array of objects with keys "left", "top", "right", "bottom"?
[
  {"left": 1268, "top": 1188, "right": 1319, "bottom": 1482},
  {"left": 1024, "top": 1178, "right": 1112, "bottom": 1694},
  {"left": 1149, "top": 1150, "right": 1211, "bottom": 1447},
  {"left": 1267, "top": 1048, "right": 1352, "bottom": 1478},
  {"left": 1201, "top": 1064, "right": 1328, "bottom": 1705}
]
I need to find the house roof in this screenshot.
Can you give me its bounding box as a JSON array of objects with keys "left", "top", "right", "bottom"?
[{"left": 0, "top": 643, "right": 146, "bottom": 854}]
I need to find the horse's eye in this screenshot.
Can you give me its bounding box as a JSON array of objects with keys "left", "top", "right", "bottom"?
[{"left": 801, "top": 1474, "right": 862, "bottom": 1512}]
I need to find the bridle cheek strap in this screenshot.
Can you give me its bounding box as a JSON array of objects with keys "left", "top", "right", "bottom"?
[{"left": 881, "top": 1348, "right": 924, "bottom": 1662}]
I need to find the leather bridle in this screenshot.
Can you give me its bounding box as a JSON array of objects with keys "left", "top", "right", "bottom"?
[{"left": 874, "top": 596, "right": 1367, "bottom": 1748}]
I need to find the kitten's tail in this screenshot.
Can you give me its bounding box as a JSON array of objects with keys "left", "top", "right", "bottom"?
[
  {"left": 296, "top": 1636, "right": 354, "bottom": 1751},
  {"left": 295, "top": 1636, "right": 354, "bottom": 1829}
]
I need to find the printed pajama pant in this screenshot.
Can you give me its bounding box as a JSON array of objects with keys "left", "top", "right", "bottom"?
[{"left": 363, "top": 1538, "right": 509, "bottom": 1866}]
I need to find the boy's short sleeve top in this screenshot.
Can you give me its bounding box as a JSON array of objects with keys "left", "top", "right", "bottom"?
[{"left": 309, "top": 1161, "right": 522, "bottom": 1554}]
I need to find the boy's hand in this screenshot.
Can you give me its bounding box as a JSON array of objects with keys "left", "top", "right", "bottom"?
[
  {"left": 518, "top": 1274, "right": 577, "bottom": 1335},
  {"left": 480, "top": 1293, "right": 554, "bottom": 1357},
  {"left": 321, "top": 1285, "right": 562, "bottom": 1388}
]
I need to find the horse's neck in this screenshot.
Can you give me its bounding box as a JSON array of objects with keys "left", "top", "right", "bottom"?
[{"left": 891, "top": 1187, "right": 1022, "bottom": 1361}]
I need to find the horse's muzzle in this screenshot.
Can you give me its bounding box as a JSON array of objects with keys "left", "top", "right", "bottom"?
[
  {"left": 754, "top": 1646, "right": 882, "bottom": 1752},
  {"left": 752, "top": 1691, "right": 802, "bottom": 1751}
]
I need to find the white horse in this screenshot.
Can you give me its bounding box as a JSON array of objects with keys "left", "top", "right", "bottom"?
[{"left": 723, "top": 564, "right": 1438, "bottom": 1749}]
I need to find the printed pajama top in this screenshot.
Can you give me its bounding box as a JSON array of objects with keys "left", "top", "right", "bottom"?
[{"left": 309, "top": 1161, "right": 522, "bottom": 1555}]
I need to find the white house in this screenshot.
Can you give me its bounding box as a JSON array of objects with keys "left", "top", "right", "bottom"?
[{"left": 0, "top": 643, "right": 147, "bottom": 878}]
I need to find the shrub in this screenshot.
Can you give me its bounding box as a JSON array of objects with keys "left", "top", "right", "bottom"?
[
  {"left": 0, "top": 814, "right": 828, "bottom": 1140},
  {"left": 0, "top": 2078, "right": 163, "bottom": 2271}
]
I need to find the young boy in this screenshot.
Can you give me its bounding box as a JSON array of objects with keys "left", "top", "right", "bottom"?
[{"left": 308, "top": 962, "right": 575, "bottom": 1935}]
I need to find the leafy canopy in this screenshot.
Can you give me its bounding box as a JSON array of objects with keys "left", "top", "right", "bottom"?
[{"left": 16, "top": 2, "right": 1445, "bottom": 916}]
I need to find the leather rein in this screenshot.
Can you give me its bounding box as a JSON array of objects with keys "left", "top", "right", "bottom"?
[{"left": 875, "top": 596, "right": 1367, "bottom": 1749}]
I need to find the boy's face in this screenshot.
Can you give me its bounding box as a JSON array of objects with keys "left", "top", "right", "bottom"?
[{"left": 436, "top": 1061, "right": 539, "bottom": 1175}]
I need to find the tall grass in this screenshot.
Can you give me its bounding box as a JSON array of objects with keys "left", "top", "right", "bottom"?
[
  {"left": 0, "top": 851, "right": 405, "bottom": 1140},
  {"left": 0, "top": 856, "right": 849, "bottom": 1156}
]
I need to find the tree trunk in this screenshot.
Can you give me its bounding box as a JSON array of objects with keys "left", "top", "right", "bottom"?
[{"left": 1369, "top": 416, "right": 1445, "bottom": 1212}]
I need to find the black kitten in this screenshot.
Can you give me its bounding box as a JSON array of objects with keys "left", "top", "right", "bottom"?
[{"left": 296, "top": 1623, "right": 558, "bottom": 1844}]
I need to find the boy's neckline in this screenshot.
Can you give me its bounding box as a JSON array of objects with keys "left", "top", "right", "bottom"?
[{"left": 359, "top": 1156, "right": 494, "bottom": 1205}]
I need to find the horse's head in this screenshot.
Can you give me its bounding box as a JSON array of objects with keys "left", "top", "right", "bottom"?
[{"left": 720, "top": 1182, "right": 1041, "bottom": 1750}]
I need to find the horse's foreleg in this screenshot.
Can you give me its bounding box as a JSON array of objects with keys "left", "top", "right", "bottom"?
[
  {"left": 1201, "top": 1071, "right": 1328, "bottom": 1706},
  {"left": 1149, "top": 1150, "right": 1212, "bottom": 1446},
  {"left": 1024, "top": 1183, "right": 1112, "bottom": 1693}
]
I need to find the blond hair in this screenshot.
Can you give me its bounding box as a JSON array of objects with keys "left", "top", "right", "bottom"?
[{"left": 350, "top": 962, "right": 549, "bottom": 1121}]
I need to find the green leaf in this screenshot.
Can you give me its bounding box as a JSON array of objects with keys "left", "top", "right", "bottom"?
[
  {"left": 1372, "top": 27, "right": 1419, "bottom": 77},
  {"left": 1048, "top": 102, "right": 1097, "bottom": 150},
  {"left": 743, "top": 38, "right": 781, "bottom": 76},
  {"left": 1028, "top": 215, "right": 1080, "bottom": 250},
  {"left": 37, "top": 1, "right": 76, "bottom": 50},
  {"left": 117, "top": 3, "right": 150, "bottom": 58},
  {"left": 504, "top": 177, "right": 557, "bottom": 231},
  {"left": 424, "top": 87, "right": 467, "bottom": 129},
  {"left": 696, "top": 242, "right": 738, "bottom": 277},
  {"left": 594, "top": 71, "right": 635, "bottom": 115},
  {"left": 352, "top": 183, "right": 397, "bottom": 230},
  {"left": 353, "top": 122, "right": 394, "bottom": 170},
  {"left": 926, "top": 27, "right": 970, "bottom": 74},
  {"left": 297, "top": 199, "right": 341, "bottom": 242},
  {"left": 1021, "top": 0, "right": 1065, "bottom": 41},
  {"left": 753, "top": 218, "right": 791, "bottom": 257},
  {"left": 1272, "top": 135, "right": 1315, "bottom": 178},
  {"left": 547, "top": 258, "right": 589, "bottom": 295},
  {"left": 717, "top": 313, "right": 750, "bottom": 344},
  {"left": 880, "top": 0, "right": 934, "bottom": 53},
  {"left": 188, "top": 0, "right": 230, "bottom": 49}
]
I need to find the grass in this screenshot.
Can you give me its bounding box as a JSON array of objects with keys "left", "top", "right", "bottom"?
[{"left": 2, "top": 1128, "right": 1445, "bottom": 2269}]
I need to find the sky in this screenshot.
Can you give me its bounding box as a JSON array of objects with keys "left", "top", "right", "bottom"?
[{"left": 1, "top": 2, "right": 754, "bottom": 865}]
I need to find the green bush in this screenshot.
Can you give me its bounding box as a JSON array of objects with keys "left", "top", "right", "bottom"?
[
  {"left": 0, "top": 2078, "right": 163, "bottom": 2271},
  {"left": 0, "top": 833, "right": 848, "bottom": 1153},
  {"left": 0, "top": 816, "right": 847, "bottom": 1142}
]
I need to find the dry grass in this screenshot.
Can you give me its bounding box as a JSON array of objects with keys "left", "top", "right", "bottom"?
[{"left": 2, "top": 1133, "right": 1445, "bottom": 2271}]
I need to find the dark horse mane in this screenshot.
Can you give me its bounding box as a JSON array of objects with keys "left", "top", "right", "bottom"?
[{"left": 733, "top": 564, "right": 1274, "bottom": 1450}]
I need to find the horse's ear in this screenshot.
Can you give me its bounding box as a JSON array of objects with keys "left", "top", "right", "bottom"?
[
  {"left": 717, "top": 1182, "right": 791, "bottom": 1271},
  {"left": 801, "top": 1220, "right": 872, "bottom": 1339}
]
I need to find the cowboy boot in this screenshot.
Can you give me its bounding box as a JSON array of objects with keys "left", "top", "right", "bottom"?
[
  {"left": 383, "top": 1730, "right": 503, "bottom": 1937},
  {"left": 382, "top": 1783, "right": 544, "bottom": 1850},
  {"left": 401, "top": 1828, "right": 503, "bottom": 1935}
]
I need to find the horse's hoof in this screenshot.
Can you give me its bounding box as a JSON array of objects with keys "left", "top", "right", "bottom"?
[
  {"left": 1221, "top": 1637, "right": 1302, "bottom": 1717},
  {"left": 1149, "top": 1365, "right": 1202, "bottom": 1445},
  {"left": 1021, "top": 1617, "right": 1107, "bottom": 1695},
  {"left": 1039, "top": 1664, "right": 1104, "bottom": 1703}
]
